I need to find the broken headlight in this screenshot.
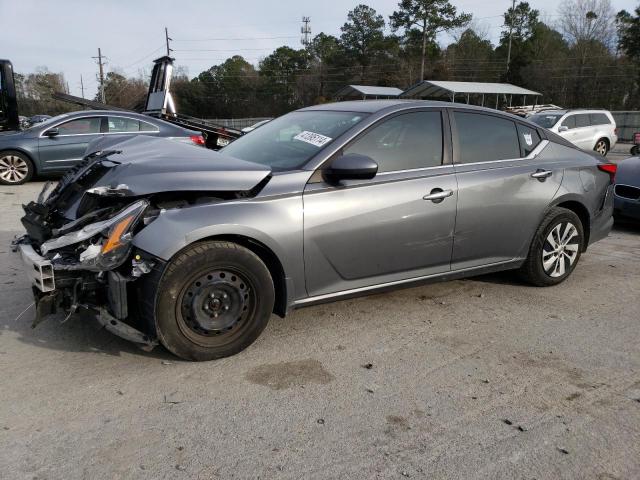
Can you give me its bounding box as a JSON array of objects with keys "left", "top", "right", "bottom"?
[{"left": 41, "top": 200, "right": 149, "bottom": 271}]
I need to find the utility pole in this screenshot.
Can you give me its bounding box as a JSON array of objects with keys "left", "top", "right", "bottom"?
[
  {"left": 301, "top": 17, "right": 311, "bottom": 47},
  {"left": 92, "top": 48, "right": 106, "bottom": 103},
  {"left": 165, "top": 27, "right": 173, "bottom": 56},
  {"left": 506, "top": 0, "right": 516, "bottom": 72},
  {"left": 80, "top": 75, "right": 85, "bottom": 99}
]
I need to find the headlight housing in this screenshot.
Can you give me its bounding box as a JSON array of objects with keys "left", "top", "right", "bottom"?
[{"left": 41, "top": 200, "right": 149, "bottom": 270}]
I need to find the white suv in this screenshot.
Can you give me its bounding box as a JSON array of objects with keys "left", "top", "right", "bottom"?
[{"left": 529, "top": 109, "right": 617, "bottom": 156}]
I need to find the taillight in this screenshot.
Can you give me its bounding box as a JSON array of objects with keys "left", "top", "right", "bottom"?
[
  {"left": 614, "top": 127, "right": 618, "bottom": 136},
  {"left": 597, "top": 163, "right": 617, "bottom": 182},
  {"left": 190, "top": 135, "right": 205, "bottom": 146}
]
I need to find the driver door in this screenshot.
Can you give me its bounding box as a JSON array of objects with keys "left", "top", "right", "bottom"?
[
  {"left": 302, "top": 109, "right": 458, "bottom": 297},
  {"left": 38, "top": 116, "right": 104, "bottom": 171}
]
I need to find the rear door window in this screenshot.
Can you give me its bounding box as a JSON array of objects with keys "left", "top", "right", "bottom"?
[
  {"left": 589, "top": 113, "right": 611, "bottom": 125},
  {"left": 56, "top": 117, "right": 101, "bottom": 135},
  {"left": 517, "top": 124, "right": 542, "bottom": 156},
  {"left": 575, "top": 114, "right": 590, "bottom": 128},
  {"left": 343, "top": 111, "right": 443, "bottom": 172},
  {"left": 453, "top": 111, "right": 520, "bottom": 163}
]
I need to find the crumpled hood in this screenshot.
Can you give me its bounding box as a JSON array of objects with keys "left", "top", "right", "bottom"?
[{"left": 87, "top": 135, "right": 271, "bottom": 195}]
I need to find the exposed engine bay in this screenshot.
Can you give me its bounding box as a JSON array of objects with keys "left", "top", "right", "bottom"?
[{"left": 12, "top": 136, "right": 272, "bottom": 349}]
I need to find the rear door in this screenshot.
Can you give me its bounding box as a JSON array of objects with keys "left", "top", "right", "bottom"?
[
  {"left": 571, "top": 113, "right": 594, "bottom": 150},
  {"left": 450, "top": 110, "right": 564, "bottom": 269},
  {"left": 38, "top": 116, "right": 103, "bottom": 171},
  {"left": 303, "top": 109, "right": 458, "bottom": 297}
]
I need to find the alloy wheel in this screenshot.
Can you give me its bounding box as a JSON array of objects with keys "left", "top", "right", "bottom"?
[
  {"left": 542, "top": 222, "right": 580, "bottom": 278},
  {"left": 595, "top": 140, "right": 607, "bottom": 156},
  {"left": 0, "top": 155, "right": 29, "bottom": 184}
]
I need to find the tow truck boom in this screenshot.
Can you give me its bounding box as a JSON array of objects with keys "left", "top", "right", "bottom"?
[{"left": 0, "top": 59, "right": 19, "bottom": 132}]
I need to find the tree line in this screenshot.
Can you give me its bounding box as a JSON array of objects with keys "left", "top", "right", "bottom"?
[{"left": 14, "top": 0, "right": 640, "bottom": 118}]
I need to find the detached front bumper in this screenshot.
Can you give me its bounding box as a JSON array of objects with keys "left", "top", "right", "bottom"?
[{"left": 14, "top": 239, "right": 159, "bottom": 350}]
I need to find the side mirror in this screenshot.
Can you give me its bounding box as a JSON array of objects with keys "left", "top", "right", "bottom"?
[
  {"left": 558, "top": 125, "right": 569, "bottom": 133},
  {"left": 324, "top": 153, "right": 378, "bottom": 184},
  {"left": 44, "top": 127, "right": 59, "bottom": 137}
]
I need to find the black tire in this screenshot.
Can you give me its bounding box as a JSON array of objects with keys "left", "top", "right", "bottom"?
[
  {"left": 0, "top": 150, "right": 34, "bottom": 185},
  {"left": 519, "top": 207, "right": 584, "bottom": 287},
  {"left": 631, "top": 145, "right": 639, "bottom": 156},
  {"left": 593, "top": 138, "right": 609, "bottom": 156},
  {"left": 144, "top": 241, "right": 275, "bottom": 361}
]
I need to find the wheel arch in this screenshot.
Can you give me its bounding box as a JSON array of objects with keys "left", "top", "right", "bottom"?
[
  {"left": 550, "top": 198, "right": 591, "bottom": 249},
  {"left": 182, "top": 234, "right": 288, "bottom": 318},
  {"left": 0, "top": 147, "right": 38, "bottom": 171}
]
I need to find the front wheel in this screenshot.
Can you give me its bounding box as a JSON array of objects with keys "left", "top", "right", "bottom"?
[
  {"left": 149, "top": 241, "right": 275, "bottom": 361},
  {"left": 0, "top": 151, "right": 34, "bottom": 185},
  {"left": 519, "top": 207, "right": 584, "bottom": 286}
]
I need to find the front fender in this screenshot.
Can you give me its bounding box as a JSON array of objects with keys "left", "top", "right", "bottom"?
[{"left": 132, "top": 195, "right": 305, "bottom": 300}]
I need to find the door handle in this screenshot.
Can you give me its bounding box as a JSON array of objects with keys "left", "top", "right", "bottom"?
[
  {"left": 531, "top": 169, "right": 553, "bottom": 181},
  {"left": 423, "top": 188, "right": 453, "bottom": 202}
]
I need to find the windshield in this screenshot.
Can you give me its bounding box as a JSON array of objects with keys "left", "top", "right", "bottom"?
[
  {"left": 529, "top": 113, "right": 563, "bottom": 129},
  {"left": 26, "top": 113, "right": 70, "bottom": 130},
  {"left": 221, "top": 110, "right": 368, "bottom": 170}
]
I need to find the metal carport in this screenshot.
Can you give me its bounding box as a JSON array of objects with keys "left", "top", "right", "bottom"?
[
  {"left": 400, "top": 80, "right": 541, "bottom": 108},
  {"left": 334, "top": 85, "right": 404, "bottom": 100}
]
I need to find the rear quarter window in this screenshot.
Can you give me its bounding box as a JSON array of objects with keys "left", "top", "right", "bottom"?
[
  {"left": 139, "top": 121, "right": 159, "bottom": 132},
  {"left": 517, "top": 124, "right": 542, "bottom": 156}
]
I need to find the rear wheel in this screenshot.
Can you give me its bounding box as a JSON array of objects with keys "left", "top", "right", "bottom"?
[
  {"left": 150, "top": 241, "right": 275, "bottom": 361},
  {"left": 594, "top": 138, "right": 609, "bottom": 156},
  {"left": 519, "top": 207, "right": 584, "bottom": 286},
  {"left": 0, "top": 151, "right": 34, "bottom": 185}
]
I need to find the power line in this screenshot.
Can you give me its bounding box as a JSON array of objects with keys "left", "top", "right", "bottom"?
[{"left": 174, "top": 35, "right": 299, "bottom": 42}]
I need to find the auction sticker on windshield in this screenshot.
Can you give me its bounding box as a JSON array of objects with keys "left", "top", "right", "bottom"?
[{"left": 294, "top": 131, "right": 332, "bottom": 147}]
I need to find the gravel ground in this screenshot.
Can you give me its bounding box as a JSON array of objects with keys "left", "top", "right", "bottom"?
[{"left": 1, "top": 167, "right": 639, "bottom": 479}]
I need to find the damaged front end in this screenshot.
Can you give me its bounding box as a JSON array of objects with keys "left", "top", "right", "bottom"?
[
  {"left": 12, "top": 136, "right": 272, "bottom": 350},
  {"left": 13, "top": 155, "right": 161, "bottom": 349}
]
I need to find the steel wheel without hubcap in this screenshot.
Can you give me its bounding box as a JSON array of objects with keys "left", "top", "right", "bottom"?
[
  {"left": 542, "top": 221, "right": 580, "bottom": 278},
  {"left": 0, "top": 154, "right": 29, "bottom": 184},
  {"left": 178, "top": 268, "right": 254, "bottom": 344},
  {"left": 594, "top": 140, "right": 608, "bottom": 156}
]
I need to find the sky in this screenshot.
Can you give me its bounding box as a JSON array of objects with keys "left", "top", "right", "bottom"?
[{"left": 1, "top": 0, "right": 637, "bottom": 99}]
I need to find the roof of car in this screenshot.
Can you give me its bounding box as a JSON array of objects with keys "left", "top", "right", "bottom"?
[
  {"left": 532, "top": 109, "right": 612, "bottom": 116},
  {"left": 300, "top": 100, "right": 540, "bottom": 126},
  {"left": 300, "top": 99, "right": 513, "bottom": 114},
  {"left": 65, "top": 110, "right": 149, "bottom": 117}
]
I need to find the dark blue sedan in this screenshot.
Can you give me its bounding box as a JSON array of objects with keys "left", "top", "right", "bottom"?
[{"left": 0, "top": 110, "right": 203, "bottom": 184}]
